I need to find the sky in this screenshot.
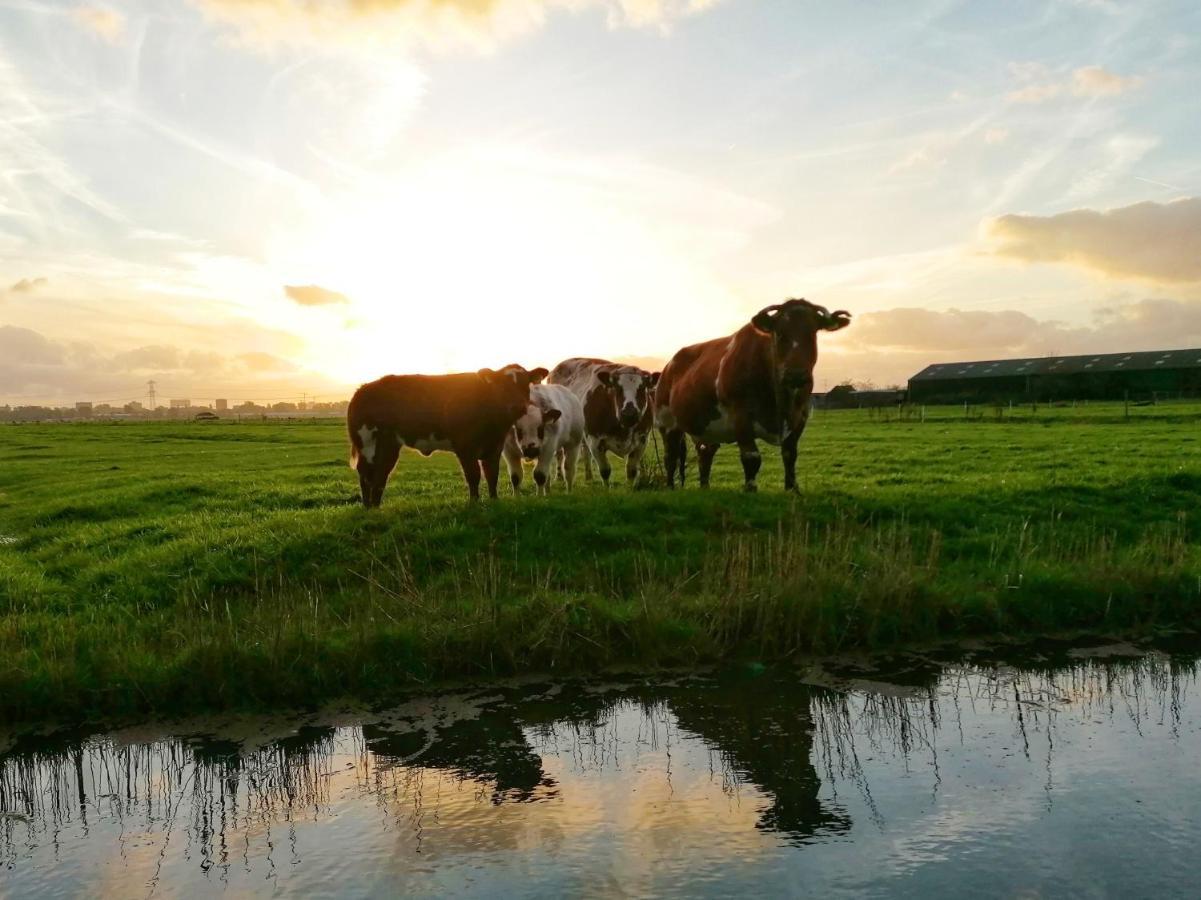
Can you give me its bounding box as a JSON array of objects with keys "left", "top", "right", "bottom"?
[{"left": 2, "top": 0, "right": 1200, "bottom": 405}]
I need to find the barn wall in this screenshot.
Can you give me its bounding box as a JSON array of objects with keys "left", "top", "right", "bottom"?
[{"left": 908, "top": 368, "right": 1201, "bottom": 404}]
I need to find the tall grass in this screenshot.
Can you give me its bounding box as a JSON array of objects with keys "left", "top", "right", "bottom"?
[{"left": 1, "top": 410, "right": 1199, "bottom": 723}]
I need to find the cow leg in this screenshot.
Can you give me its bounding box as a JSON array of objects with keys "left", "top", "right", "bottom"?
[
  {"left": 588, "top": 436, "right": 612, "bottom": 487},
  {"left": 583, "top": 444, "right": 594, "bottom": 482},
  {"left": 733, "top": 417, "right": 762, "bottom": 492},
  {"left": 663, "top": 429, "right": 684, "bottom": 488},
  {"left": 625, "top": 434, "right": 648, "bottom": 485},
  {"left": 364, "top": 434, "right": 401, "bottom": 508},
  {"left": 456, "top": 452, "right": 483, "bottom": 501},
  {"left": 696, "top": 441, "right": 719, "bottom": 488},
  {"left": 561, "top": 443, "right": 579, "bottom": 492},
  {"left": 781, "top": 432, "right": 801, "bottom": 492},
  {"left": 357, "top": 462, "right": 375, "bottom": 507},
  {"left": 480, "top": 452, "right": 503, "bottom": 499},
  {"left": 782, "top": 407, "right": 811, "bottom": 492},
  {"left": 533, "top": 446, "right": 553, "bottom": 496},
  {"left": 503, "top": 439, "right": 524, "bottom": 495}
]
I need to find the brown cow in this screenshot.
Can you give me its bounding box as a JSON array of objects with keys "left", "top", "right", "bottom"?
[
  {"left": 348, "top": 365, "right": 548, "bottom": 505},
  {"left": 654, "top": 299, "right": 851, "bottom": 492}
]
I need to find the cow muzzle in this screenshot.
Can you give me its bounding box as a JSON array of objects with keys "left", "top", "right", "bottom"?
[
  {"left": 619, "top": 405, "right": 641, "bottom": 427},
  {"left": 522, "top": 444, "right": 540, "bottom": 460},
  {"left": 780, "top": 370, "right": 814, "bottom": 390}
]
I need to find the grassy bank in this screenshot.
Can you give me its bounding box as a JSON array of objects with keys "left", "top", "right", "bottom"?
[{"left": 2, "top": 403, "right": 1200, "bottom": 723}]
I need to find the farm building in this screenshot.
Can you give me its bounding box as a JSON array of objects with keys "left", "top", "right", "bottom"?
[{"left": 908, "top": 348, "right": 1201, "bottom": 403}]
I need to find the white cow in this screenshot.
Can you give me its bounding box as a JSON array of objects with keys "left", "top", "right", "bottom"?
[{"left": 503, "top": 383, "right": 586, "bottom": 495}]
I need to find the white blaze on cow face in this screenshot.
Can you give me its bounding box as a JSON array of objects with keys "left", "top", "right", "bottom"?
[
  {"left": 357, "top": 424, "right": 377, "bottom": 465},
  {"left": 601, "top": 371, "right": 653, "bottom": 428},
  {"left": 512, "top": 404, "right": 561, "bottom": 460}
]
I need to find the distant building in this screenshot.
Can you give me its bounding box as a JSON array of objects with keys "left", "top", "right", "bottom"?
[
  {"left": 909, "top": 348, "right": 1201, "bottom": 403},
  {"left": 215, "top": 398, "right": 229, "bottom": 412},
  {"left": 170, "top": 399, "right": 191, "bottom": 409},
  {"left": 75, "top": 401, "right": 93, "bottom": 417}
]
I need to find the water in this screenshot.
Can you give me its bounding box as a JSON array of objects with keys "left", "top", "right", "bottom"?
[{"left": 3, "top": 638, "right": 1200, "bottom": 898}]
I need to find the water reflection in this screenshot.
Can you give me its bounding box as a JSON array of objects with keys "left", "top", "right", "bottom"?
[{"left": 2, "top": 639, "right": 1199, "bottom": 897}]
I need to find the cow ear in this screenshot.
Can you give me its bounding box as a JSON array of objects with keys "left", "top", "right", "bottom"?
[
  {"left": 823, "top": 310, "right": 852, "bottom": 332},
  {"left": 477, "top": 367, "right": 497, "bottom": 383},
  {"left": 543, "top": 407, "right": 562, "bottom": 424},
  {"left": 647, "top": 372, "right": 661, "bottom": 389},
  {"left": 751, "top": 304, "right": 782, "bottom": 333},
  {"left": 529, "top": 367, "right": 549, "bottom": 384},
  {"left": 596, "top": 370, "right": 614, "bottom": 388}
]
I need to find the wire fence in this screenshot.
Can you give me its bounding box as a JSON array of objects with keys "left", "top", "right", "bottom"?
[{"left": 825, "top": 393, "right": 1201, "bottom": 426}]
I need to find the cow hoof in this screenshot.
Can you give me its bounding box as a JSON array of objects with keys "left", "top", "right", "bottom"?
[{"left": 743, "top": 482, "right": 758, "bottom": 493}]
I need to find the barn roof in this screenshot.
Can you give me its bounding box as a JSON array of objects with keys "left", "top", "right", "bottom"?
[{"left": 910, "top": 348, "right": 1201, "bottom": 382}]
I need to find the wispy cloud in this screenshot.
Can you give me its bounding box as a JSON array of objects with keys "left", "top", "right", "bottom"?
[
  {"left": 193, "top": 0, "right": 723, "bottom": 52},
  {"left": 70, "top": 5, "right": 125, "bottom": 43},
  {"left": 7, "top": 277, "right": 48, "bottom": 294},
  {"left": 1071, "top": 64, "right": 1145, "bottom": 97},
  {"left": 284, "top": 284, "right": 350, "bottom": 306},
  {"left": 1006, "top": 63, "right": 1144, "bottom": 104}
]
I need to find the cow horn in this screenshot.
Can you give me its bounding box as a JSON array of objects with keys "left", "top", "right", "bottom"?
[
  {"left": 751, "top": 303, "right": 784, "bottom": 332},
  {"left": 824, "top": 309, "right": 852, "bottom": 331}
]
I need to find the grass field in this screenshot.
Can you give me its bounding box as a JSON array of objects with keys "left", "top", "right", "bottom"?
[{"left": 2, "top": 401, "right": 1200, "bottom": 723}]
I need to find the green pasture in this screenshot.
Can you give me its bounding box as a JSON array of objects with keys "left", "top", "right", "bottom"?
[{"left": 1, "top": 401, "right": 1199, "bottom": 723}]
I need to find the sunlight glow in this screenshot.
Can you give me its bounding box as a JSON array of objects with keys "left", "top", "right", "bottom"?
[{"left": 273, "top": 148, "right": 744, "bottom": 383}]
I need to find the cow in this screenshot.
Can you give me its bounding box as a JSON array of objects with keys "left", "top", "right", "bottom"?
[
  {"left": 502, "top": 383, "right": 586, "bottom": 495},
  {"left": 654, "top": 298, "right": 851, "bottom": 492},
  {"left": 548, "top": 358, "right": 660, "bottom": 488},
  {"left": 347, "top": 365, "right": 548, "bottom": 505}
]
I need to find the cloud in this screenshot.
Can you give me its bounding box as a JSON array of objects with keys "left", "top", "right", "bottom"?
[
  {"left": 284, "top": 284, "right": 351, "bottom": 306},
  {"left": 0, "top": 328, "right": 336, "bottom": 405},
  {"left": 239, "top": 351, "right": 299, "bottom": 372},
  {"left": 986, "top": 197, "right": 1201, "bottom": 283},
  {"left": 823, "top": 299, "right": 1201, "bottom": 386},
  {"left": 193, "top": 0, "right": 721, "bottom": 51},
  {"left": 1007, "top": 82, "right": 1063, "bottom": 104},
  {"left": 841, "top": 299, "right": 1201, "bottom": 357},
  {"left": 888, "top": 146, "right": 945, "bottom": 175},
  {"left": 0, "top": 326, "right": 67, "bottom": 366},
  {"left": 7, "top": 277, "right": 48, "bottom": 294},
  {"left": 1006, "top": 64, "right": 1143, "bottom": 104},
  {"left": 111, "top": 345, "right": 184, "bottom": 371},
  {"left": 983, "top": 128, "right": 1010, "bottom": 145},
  {"left": 1071, "top": 65, "right": 1144, "bottom": 97},
  {"left": 70, "top": 6, "right": 126, "bottom": 42}
]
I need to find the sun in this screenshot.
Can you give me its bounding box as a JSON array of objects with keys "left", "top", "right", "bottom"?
[{"left": 267, "top": 149, "right": 741, "bottom": 386}]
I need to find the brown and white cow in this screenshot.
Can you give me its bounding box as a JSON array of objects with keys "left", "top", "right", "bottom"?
[
  {"left": 548, "top": 358, "right": 660, "bottom": 488},
  {"left": 347, "top": 365, "right": 548, "bottom": 505},
  {"left": 655, "top": 299, "right": 850, "bottom": 492}
]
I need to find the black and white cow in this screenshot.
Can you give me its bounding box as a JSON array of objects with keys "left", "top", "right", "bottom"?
[
  {"left": 502, "top": 383, "right": 586, "bottom": 495},
  {"left": 548, "top": 358, "right": 660, "bottom": 487}
]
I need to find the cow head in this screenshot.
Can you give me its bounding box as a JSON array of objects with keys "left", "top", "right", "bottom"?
[
  {"left": 596, "top": 367, "right": 660, "bottom": 428},
  {"left": 512, "top": 404, "right": 563, "bottom": 460},
  {"left": 478, "top": 365, "right": 549, "bottom": 419},
  {"left": 751, "top": 299, "right": 851, "bottom": 389}
]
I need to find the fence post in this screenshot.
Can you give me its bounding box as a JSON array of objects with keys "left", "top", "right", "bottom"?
[
  {"left": 1124, "top": 390, "right": 1129, "bottom": 420},
  {"left": 921, "top": 405, "right": 926, "bottom": 423}
]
